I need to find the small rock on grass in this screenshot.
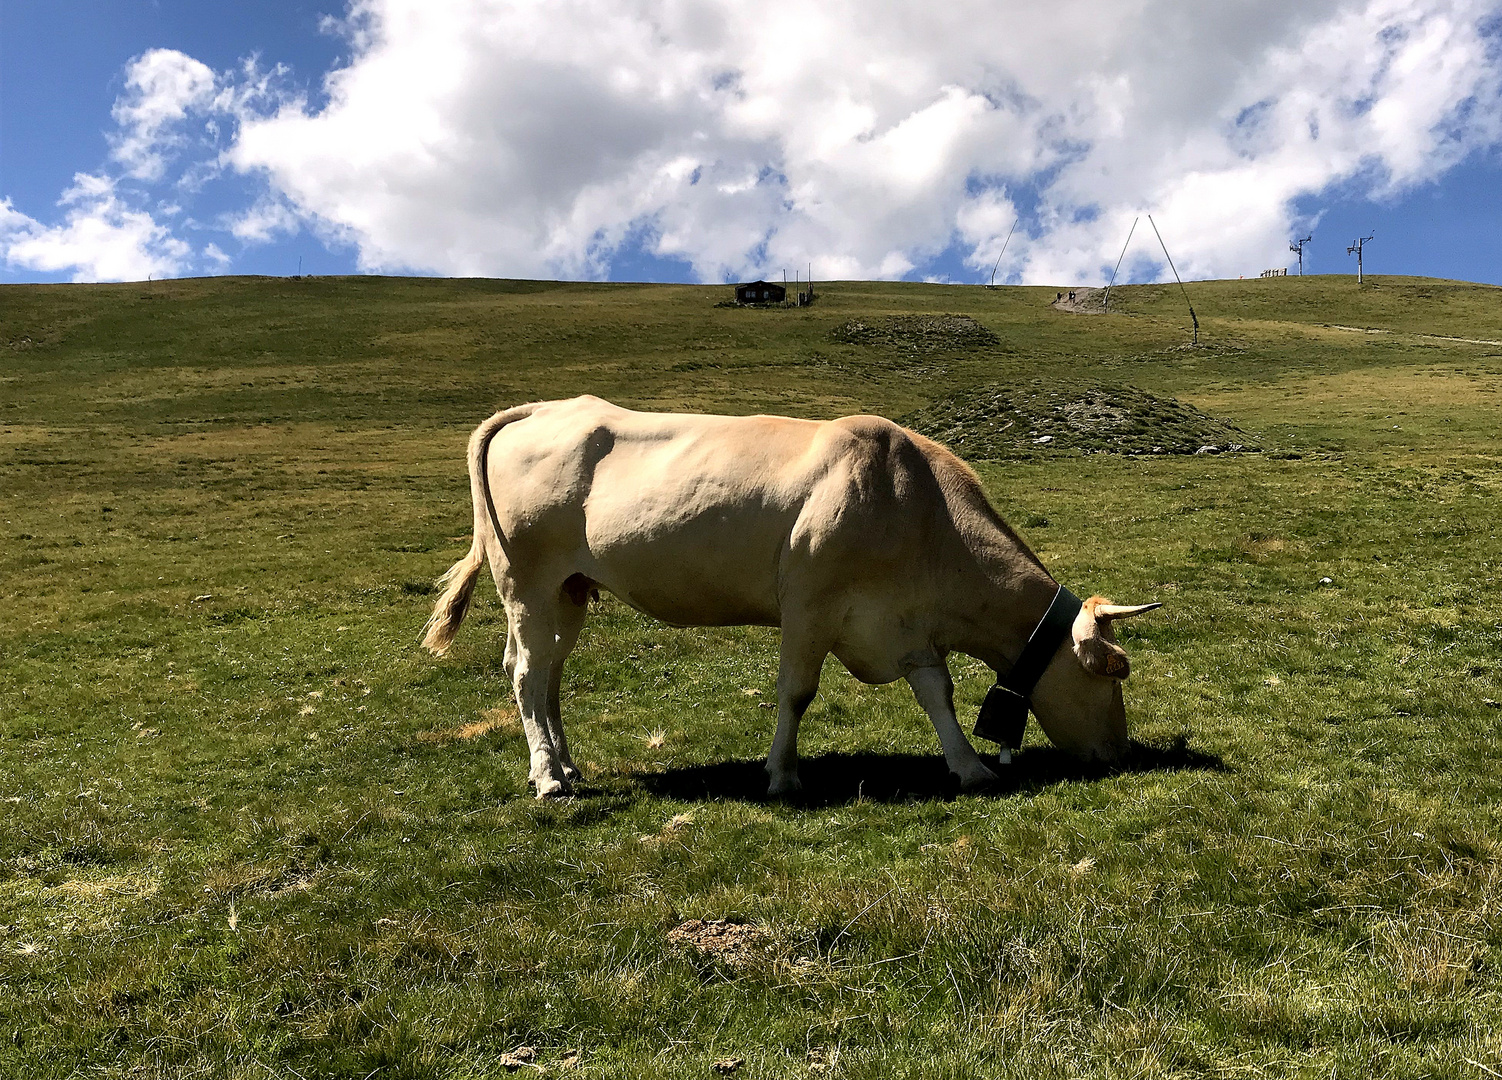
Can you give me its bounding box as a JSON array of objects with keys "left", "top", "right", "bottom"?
[
  {"left": 712, "top": 1058, "right": 745, "bottom": 1074},
  {"left": 499, "top": 1046, "right": 537, "bottom": 1070}
]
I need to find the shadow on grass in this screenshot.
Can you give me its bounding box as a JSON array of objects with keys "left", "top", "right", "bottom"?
[{"left": 631, "top": 735, "right": 1227, "bottom": 807}]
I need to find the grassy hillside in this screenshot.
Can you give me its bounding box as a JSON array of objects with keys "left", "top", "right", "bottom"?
[{"left": 3, "top": 273, "right": 1502, "bottom": 1078}]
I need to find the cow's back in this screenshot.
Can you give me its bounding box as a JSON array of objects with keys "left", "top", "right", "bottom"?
[{"left": 486, "top": 397, "right": 834, "bottom": 626}]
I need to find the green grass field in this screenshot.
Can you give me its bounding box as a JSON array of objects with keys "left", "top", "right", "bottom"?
[{"left": 3, "top": 273, "right": 1502, "bottom": 1078}]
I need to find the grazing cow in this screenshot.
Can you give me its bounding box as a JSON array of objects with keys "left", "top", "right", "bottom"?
[{"left": 424, "top": 396, "right": 1160, "bottom": 798}]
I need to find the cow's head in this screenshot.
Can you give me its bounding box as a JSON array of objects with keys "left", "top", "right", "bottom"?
[{"left": 1030, "top": 596, "right": 1161, "bottom": 763}]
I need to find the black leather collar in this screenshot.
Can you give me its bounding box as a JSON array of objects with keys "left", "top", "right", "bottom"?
[
  {"left": 973, "top": 585, "right": 1082, "bottom": 748},
  {"left": 1002, "top": 584, "right": 1082, "bottom": 698}
]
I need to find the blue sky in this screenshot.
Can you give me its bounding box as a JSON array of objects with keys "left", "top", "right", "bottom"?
[
  {"left": 1, "top": 1, "right": 352, "bottom": 277},
  {"left": 3, "top": 1, "right": 1502, "bottom": 286}
]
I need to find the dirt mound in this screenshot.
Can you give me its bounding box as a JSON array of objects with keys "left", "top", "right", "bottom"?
[
  {"left": 831, "top": 314, "right": 1000, "bottom": 352},
  {"left": 666, "top": 919, "right": 772, "bottom": 969},
  {"left": 902, "top": 380, "right": 1259, "bottom": 458}
]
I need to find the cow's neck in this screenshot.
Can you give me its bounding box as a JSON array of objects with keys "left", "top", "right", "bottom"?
[{"left": 953, "top": 532, "right": 1061, "bottom": 674}]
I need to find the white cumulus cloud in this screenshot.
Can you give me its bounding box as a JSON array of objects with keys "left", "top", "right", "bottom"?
[
  {"left": 218, "top": 0, "right": 1502, "bottom": 284},
  {"left": 110, "top": 48, "right": 219, "bottom": 182},
  {"left": 227, "top": 198, "right": 303, "bottom": 243},
  {"left": 0, "top": 174, "right": 191, "bottom": 282}
]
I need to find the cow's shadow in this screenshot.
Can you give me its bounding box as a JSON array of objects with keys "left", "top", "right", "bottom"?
[{"left": 631, "top": 735, "right": 1226, "bottom": 807}]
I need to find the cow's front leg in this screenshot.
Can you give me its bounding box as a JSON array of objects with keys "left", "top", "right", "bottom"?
[
  {"left": 906, "top": 664, "right": 1002, "bottom": 791},
  {"left": 767, "top": 633, "right": 828, "bottom": 798}
]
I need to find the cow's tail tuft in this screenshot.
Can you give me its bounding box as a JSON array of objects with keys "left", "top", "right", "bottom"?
[
  {"left": 421, "top": 403, "right": 539, "bottom": 655},
  {"left": 421, "top": 538, "right": 485, "bottom": 655}
]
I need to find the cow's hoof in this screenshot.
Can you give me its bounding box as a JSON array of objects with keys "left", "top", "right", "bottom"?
[
  {"left": 766, "top": 774, "right": 803, "bottom": 800},
  {"left": 957, "top": 765, "right": 1002, "bottom": 793},
  {"left": 533, "top": 777, "right": 574, "bottom": 799},
  {"left": 561, "top": 762, "right": 583, "bottom": 783}
]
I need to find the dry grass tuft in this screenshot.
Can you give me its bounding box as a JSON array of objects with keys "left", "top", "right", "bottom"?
[
  {"left": 1375, "top": 921, "right": 1483, "bottom": 996},
  {"left": 202, "top": 862, "right": 317, "bottom": 900},
  {"left": 463, "top": 706, "right": 521, "bottom": 738},
  {"left": 808, "top": 1046, "right": 840, "bottom": 1072},
  {"left": 417, "top": 706, "right": 521, "bottom": 743},
  {"left": 49, "top": 874, "right": 159, "bottom": 901},
  {"left": 640, "top": 811, "right": 697, "bottom": 845},
  {"left": 265, "top": 872, "right": 319, "bottom": 899},
  {"left": 1237, "top": 534, "right": 1296, "bottom": 560}
]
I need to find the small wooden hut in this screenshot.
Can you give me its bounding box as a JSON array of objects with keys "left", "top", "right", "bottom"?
[{"left": 734, "top": 280, "right": 786, "bottom": 305}]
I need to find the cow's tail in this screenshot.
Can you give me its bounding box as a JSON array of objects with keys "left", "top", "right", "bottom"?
[{"left": 422, "top": 403, "right": 539, "bottom": 655}]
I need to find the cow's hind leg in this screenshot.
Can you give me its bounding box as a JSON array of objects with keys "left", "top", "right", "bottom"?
[
  {"left": 506, "top": 597, "right": 574, "bottom": 798},
  {"left": 906, "top": 664, "right": 1002, "bottom": 791},
  {"left": 546, "top": 584, "right": 590, "bottom": 785},
  {"left": 503, "top": 618, "right": 520, "bottom": 683},
  {"left": 766, "top": 627, "right": 831, "bottom": 798}
]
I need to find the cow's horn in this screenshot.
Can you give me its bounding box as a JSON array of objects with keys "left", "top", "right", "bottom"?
[{"left": 1094, "top": 602, "right": 1163, "bottom": 621}]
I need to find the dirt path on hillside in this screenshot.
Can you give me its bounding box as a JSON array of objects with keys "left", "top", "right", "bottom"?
[
  {"left": 1325, "top": 324, "right": 1502, "bottom": 347},
  {"left": 1051, "top": 287, "right": 1107, "bottom": 314}
]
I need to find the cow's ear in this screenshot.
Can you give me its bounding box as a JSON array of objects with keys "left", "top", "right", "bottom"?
[{"left": 1076, "top": 635, "right": 1131, "bottom": 680}]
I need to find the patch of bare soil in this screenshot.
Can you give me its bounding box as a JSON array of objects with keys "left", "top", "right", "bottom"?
[
  {"left": 666, "top": 919, "right": 773, "bottom": 970},
  {"left": 903, "top": 379, "right": 1260, "bottom": 458},
  {"left": 830, "top": 314, "right": 1001, "bottom": 352},
  {"left": 1051, "top": 287, "right": 1108, "bottom": 314}
]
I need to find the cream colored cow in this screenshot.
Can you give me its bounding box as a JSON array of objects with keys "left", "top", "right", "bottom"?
[{"left": 424, "top": 395, "right": 1159, "bottom": 798}]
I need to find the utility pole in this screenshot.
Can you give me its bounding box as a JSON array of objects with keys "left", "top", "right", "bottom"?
[
  {"left": 1347, "top": 234, "right": 1373, "bottom": 285},
  {"left": 1289, "top": 235, "right": 1311, "bottom": 276}
]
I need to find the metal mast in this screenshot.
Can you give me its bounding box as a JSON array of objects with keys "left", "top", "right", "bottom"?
[
  {"left": 1147, "top": 215, "right": 1198, "bottom": 346},
  {"left": 988, "top": 218, "right": 1018, "bottom": 287},
  {"left": 1289, "top": 235, "right": 1311, "bottom": 276},
  {"left": 1103, "top": 216, "right": 1139, "bottom": 313},
  {"left": 1347, "top": 234, "right": 1373, "bottom": 285}
]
